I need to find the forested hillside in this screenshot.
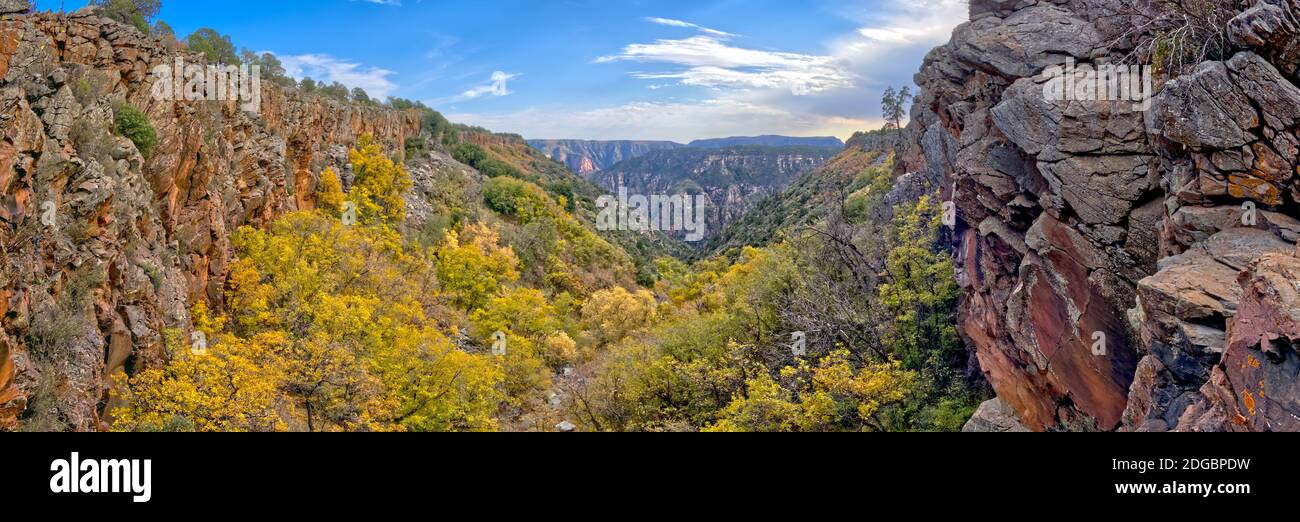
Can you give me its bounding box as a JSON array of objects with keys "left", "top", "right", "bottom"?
[{"left": 703, "top": 130, "right": 900, "bottom": 256}]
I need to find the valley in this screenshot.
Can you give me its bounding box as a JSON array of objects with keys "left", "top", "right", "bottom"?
[
  {"left": 4, "top": 0, "right": 1299, "bottom": 436},
  {"left": 590, "top": 145, "right": 838, "bottom": 243}
]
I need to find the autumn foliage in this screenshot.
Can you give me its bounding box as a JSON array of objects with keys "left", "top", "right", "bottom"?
[{"left": 113, "top": 134, "right": 973, "bottom": 432}]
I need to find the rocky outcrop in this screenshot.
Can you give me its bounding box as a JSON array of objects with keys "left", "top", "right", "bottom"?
[
  {"left": 962, "top": 398, "right": 1031, "bottom": 432},
  {"left": 0, "top": 12, "right": 417, "bottom": 430},
  {"left": 0, "top": 0, "right": 28, "bottom": 16},
  {"left": 904, "top": 0, "right": 1300, "bottom": 431}
]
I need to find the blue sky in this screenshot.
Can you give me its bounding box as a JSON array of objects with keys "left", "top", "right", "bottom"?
[{"left": 35, "top": 0, "right": 968, "bottom": 142}]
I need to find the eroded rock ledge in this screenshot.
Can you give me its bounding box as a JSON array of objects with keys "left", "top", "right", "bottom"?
[{"left": 910, "top": 0, "right": 1300, "bottom": 431}]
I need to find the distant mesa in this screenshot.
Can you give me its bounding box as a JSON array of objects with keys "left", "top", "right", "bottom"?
[
  {"left": 527, "top": 140, "right": 684, "bottom": 175},
  {"left": 686, "top": 135, "right": 845, "bottom": 149},
  {"left": 529, "top": 136, "right": 844, "bottom": 175}
]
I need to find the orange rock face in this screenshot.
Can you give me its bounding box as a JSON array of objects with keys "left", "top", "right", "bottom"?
[{"left": 0, "top": 12, "right": 418, "bottom": 430}]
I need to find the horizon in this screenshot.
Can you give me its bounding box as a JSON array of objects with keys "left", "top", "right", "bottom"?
[
  {"left": 33, "top": 0, "right": 967, "bottom": 143},
  {"left": 526, "top": 134, "right": 848, "bottom": 145}
]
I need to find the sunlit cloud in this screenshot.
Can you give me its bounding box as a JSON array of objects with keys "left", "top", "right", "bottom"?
[
  {"left": 449, "top": 0, "right": 970, "bottom": 141},
  {"left": 596, "top": 30, "right": 852, "bottom": 96},
  {"left": 448, "top": 99, "right": 873, "bottom": 143}
]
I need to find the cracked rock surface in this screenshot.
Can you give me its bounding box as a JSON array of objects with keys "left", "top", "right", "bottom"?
[{"left": 909, "top": 0, "right": 1300, "bottom": 431}]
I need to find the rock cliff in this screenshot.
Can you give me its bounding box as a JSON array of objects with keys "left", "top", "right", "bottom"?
[
  {"left": 904, "top": 0, "right": 1300, "bottom": 431},
  {"left": 0, "top": 9, "right": 417, "bottom": 430}
]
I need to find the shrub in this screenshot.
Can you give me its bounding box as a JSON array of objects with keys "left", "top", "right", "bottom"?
[
  {"left": 91, "top": 0, "right": 160, "bottom": 34},
  {"left": 19, "top": 373, "right": 69, "bottom": 432},
  {"left": 452, "top": 143, "right": 487, "bottom": 167},
  {"left": 113, "top": 103, "right": 157, "bottom": 159},
  {"left": 483, "top": 177, "right": 551, "bottom": 222}
]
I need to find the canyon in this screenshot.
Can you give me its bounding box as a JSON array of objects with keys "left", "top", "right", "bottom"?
[
  {"left": 526, "top": 139, "right": 684, "bottom": 175},
  {"left": 5, "top": 0, "right": 1300, "bottom": 432},
  {"left": 591, "top": 146, "right": 836, "bottom": 243},
  {"left": 528, "top": 136, "right": 844, "bottom": 176}
]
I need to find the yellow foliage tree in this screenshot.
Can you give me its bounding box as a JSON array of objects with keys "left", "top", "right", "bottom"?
[
  {"left": 705, "top": 350, "right": 916, "bottom": 432},
  {"left": 112, "top": 326, "right": 288, "bottom": 432},
  {"left": 348, "top": 134, "right": 412, "bottom": 226},
  {"left": 117, "top": 192, "right": 506, "bottom": 431},
  {"left": 316, "top": 167, "right": 345, "bottom": 217},
  {"left": 436, "top": 223, "right": 520, "bottom": 311},
  {"left": 581, "top": 286, "right": 658, "bottom": 345},
  {"left": 222, "top": 211, "right": 501, "bottom": 431}
]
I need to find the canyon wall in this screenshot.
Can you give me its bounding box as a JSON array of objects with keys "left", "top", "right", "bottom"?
[
  {"left": 528, "top": 139, "right": 685, "bottom": 175},
  {"left": 592, "top": 146, "right": 836, "bottom": 242},
  {"left": 0, "top": 8, "right": 418, "bottom": 430},
  {"left": 904, "top": 0, "right": 1300, "bottom": 431}
]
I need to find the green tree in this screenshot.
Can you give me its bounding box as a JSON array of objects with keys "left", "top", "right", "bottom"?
[
  {"left": 91, "top": 0, "right": 160, "bottom": 33},
  {"left": 881, "top": 86, "right": 913, "bottom": 130},
  {"left": 259, "top": 53, "right": 291, "bottom": 86},
  {"left": 322, "top": 82, "right": 350, "bottom": 101},
  {"left": 150, "top": 19, "right": 178, "bottom": 46},
  {"left": 185, "top": 28, "right": 240, "bottom": 65},
  {"left": 877, "top": 195, "right": 960, "bottom": 371}
]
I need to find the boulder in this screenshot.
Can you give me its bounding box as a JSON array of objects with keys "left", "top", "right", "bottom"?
[
  {"left": 962, "top": 398, "right": 1031, "bottom": 432},
  {"left": 0, "top": 1, "right": 29, "bottom": 16}
]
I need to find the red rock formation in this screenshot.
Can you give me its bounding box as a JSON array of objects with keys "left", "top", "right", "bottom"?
[{"left": 914, "top": 0, "right": 1300, "bottom": 431}]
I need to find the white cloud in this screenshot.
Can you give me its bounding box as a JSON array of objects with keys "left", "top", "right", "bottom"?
[
  {"left": 457, "top": 0, "right": 970, "bottom": 142},
  {"left": 448, "top": 99, "right": 874, "bottom": 143},
  {"left": 644, "top": 17, "right": 736, "bottom": 38},
  {"left": 276, "top": 53, "right": 398, "bottom": 99},
  {"left": 830, "top": 0, "right": 968, "bottom": 67},
  {"left": 713, "top": 0, "right": 968, "bottom": 133},
  {"left": 597, "top": 33, "right": 851, "bottom": 96}
]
